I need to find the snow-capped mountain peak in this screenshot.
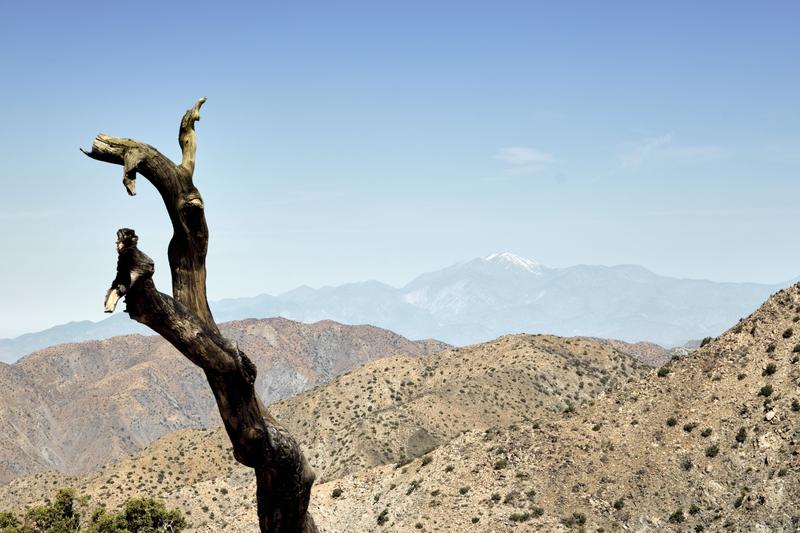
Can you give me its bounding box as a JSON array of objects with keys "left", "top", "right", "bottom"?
[{"left": 484, "top": 252, "right": 542, "bottom": 272}]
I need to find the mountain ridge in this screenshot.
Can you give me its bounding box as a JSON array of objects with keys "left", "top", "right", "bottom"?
[
  {"left": 2, "top": 253, "right": 794, "bottom": 362},
  {"left": 0, "top": 318, "right": 449, "bottom": 484}
]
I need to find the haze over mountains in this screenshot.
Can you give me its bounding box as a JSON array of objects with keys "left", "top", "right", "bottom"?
[{"left": 2, "top": 253, "right": 790, "bottom": 363}]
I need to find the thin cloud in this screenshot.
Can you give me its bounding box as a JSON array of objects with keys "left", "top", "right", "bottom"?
[
  {"left": 495, "top": 146, "right": 557, "bottom": 175},
  {"left": 619, "top": 134, "right": 673, "bottom": 169},
  {"left": 620, "top": 134, "right": 726, "bottom": 169}
]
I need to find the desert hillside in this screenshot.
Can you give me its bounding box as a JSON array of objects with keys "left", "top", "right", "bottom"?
[
  {"left": 0, "top": 333, "right": 650, "bottom": 530},
  {"left": 5, "top": 285, "right": 797, "bottom": 531},
  {"left": 313, "top": 284, "right": 800, "bottom": 531},
  {"left": 0, "top": 318, "right": 448, "bottom": 484}
]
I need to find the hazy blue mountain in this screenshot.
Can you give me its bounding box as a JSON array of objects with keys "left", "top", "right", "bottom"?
[{"left": 1, "top": 252, "right": 791, "bottom": 362}]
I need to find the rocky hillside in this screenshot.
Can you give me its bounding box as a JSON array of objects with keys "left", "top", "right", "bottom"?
[
  {"left": 589, "top": 337, "right": 694, "bottom": 367},
  {"left": 0, "top": 318, "right": 448, "bottom": 484},
  {"left": 0, "top": 334, "right": 649, "bottom": 530},
  {"left": 274, "top": 333, "right": 649, "bottom": 483},
  {"left": 313, "top": 284, "right": 800, "bottom": 531},
  {"left": 6, "top": 284, "right": 797, "bottom": 531}
]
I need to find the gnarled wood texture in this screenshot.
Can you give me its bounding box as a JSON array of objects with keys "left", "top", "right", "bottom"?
[{"left": 83, "top": 99, "right": 317, "bottom": 533}]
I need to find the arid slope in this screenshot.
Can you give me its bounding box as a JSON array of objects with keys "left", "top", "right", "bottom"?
[
  {"left": 0, "top": 334, "right": 649, "bottom": 531},
  {"left": 0, "top": 318, "right": 448, "bottom": 483}
]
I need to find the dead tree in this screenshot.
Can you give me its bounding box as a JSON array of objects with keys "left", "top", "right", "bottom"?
[{"left": 82, "top": 98, "right": 317, "bottom": 533}]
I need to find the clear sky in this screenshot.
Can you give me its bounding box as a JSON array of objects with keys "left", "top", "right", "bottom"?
[{"left": 0, "top": 1, "right": 798, "bottom": 337}]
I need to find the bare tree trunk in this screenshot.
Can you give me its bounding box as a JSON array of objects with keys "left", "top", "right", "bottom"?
[{"left": 82, "top": 98, "right": 317, "bottom": 533}]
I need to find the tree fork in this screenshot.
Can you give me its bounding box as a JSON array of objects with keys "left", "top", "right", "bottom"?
[{"left": 83, "top": 100, "right": 317, "bottom": 533}]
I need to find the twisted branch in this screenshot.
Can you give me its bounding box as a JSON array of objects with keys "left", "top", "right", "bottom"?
[{"left": 83, "top": 99, "right": 317, "bottom": 533}]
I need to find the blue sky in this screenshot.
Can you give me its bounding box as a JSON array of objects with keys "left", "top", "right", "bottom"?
[{"left": 0, "top": 1, "right": 798, "bottom": 336}]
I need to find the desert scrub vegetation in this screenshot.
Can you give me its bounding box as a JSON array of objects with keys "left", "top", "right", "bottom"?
[
  {"left": 493, "top": 458, "right": 508, "bottom": 470},
  {"left": 376, "top": 507, "right": 389, "bottom": 525},
  {"left": 735, "top": 427, "right": 748, "bottom": 444},
  {"left": 0, "top": 487, "right": 186, "bottom": 532},
  {"left": 561, "top": 512, "right": 586, "bottom": 527}
]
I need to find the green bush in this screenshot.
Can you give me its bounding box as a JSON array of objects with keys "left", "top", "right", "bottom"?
[
  {"left": 763, "top": 363, "right": 777, "bottom": 376},
  {"left": 331, "top": 488, "right": 343, "bottom": 498},
  {"left": 666, "top": 416, "right": 678, "bottom": 427},
  {"left": 21, "top": 488, "right": 80, "bottom": 533},
  {"left": 735, "top": 427, "right": 747, "bottom": 444},
  {"left": 89, "top": 496, "right": 186, "bottom": 532},
  {"left": 700, "top": 337, "right": 713, "bottom": 347},
  {"left": 657, "top": 367, "right": 670, "bottom": 377},
  {"left": 705, "top": 444, "right": 719, "bottom": 458},
  {"left": 759, "top": 384, "right": 774, "bottom": 397},
  {"left": 782, "top": 328, "right": 794, "bottom": 339},
  {"left": 0, "top": 511, "right": 20, "bottom": 529},
  {"left": 0, "top": 487, "right": 186, "bottom": 533}
]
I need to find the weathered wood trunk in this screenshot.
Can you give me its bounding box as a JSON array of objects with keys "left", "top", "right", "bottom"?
[{"left": 83, "top": 99, "right": 317, "bottom": 533}]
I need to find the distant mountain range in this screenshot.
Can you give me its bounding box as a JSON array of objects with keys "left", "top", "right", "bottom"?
[{"left": 1, "top": 252, "right": 793, "bottom": 362}]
